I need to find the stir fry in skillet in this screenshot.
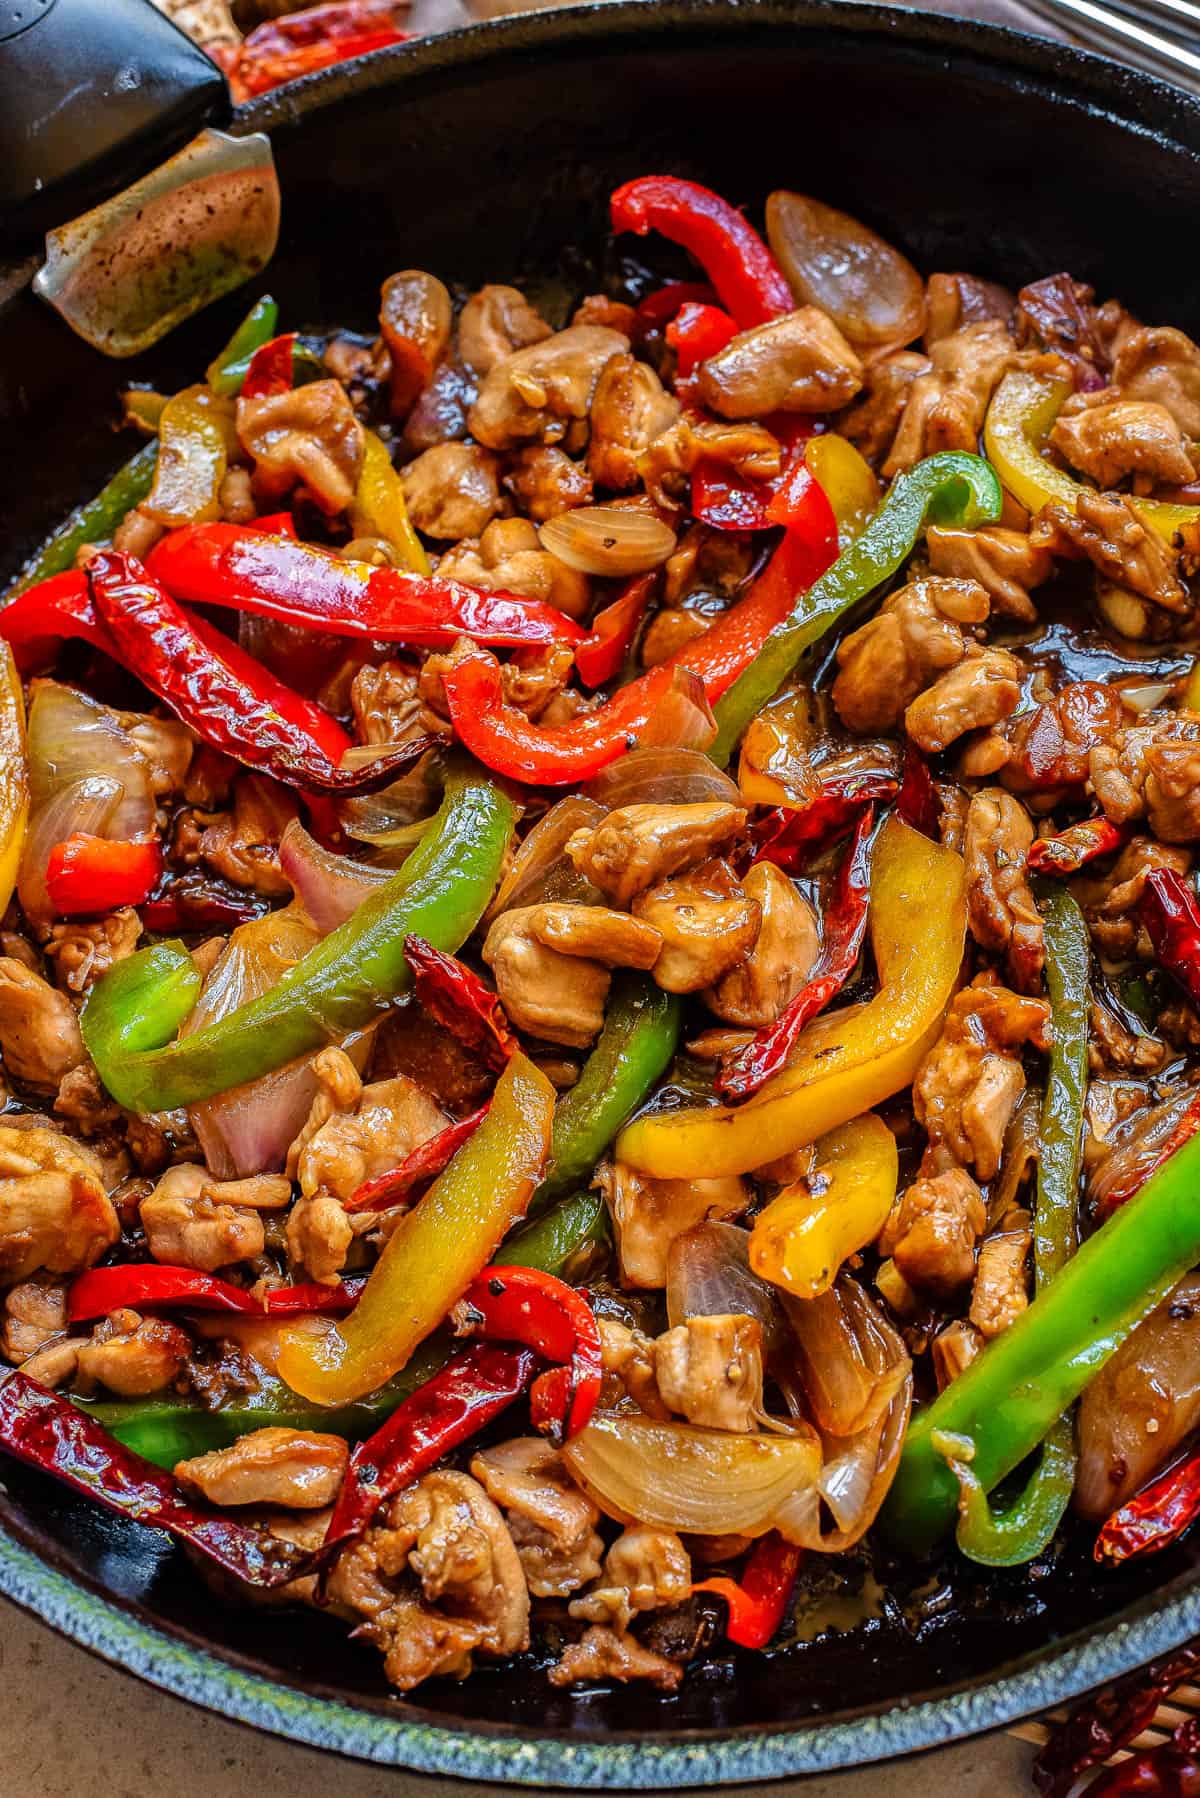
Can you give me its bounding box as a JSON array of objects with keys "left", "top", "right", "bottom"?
[{"left": 4, "top": 177, "right": 1200, "bottom": 1695}]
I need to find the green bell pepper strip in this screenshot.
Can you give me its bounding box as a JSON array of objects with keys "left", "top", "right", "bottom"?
[
  {"left": 82, "top": 764, "right": 516, "bottom": 1113},
  {"left": 708, "top": 451, "right": 1003, "bottom": 766},
  {"left": 529, "top": 973, "right": 682, "bottom": 1214},
  {"left": 946, "top": 883, "right": 1089, "bottom": 1566},
  {"left": 80, "top": 1186, "right": 601, "bottom": 1468},
  {"left": 6, "top": 442, "right": 159, "bottom": 599},
  {"left": 206, "top": 295, "right": 279, "bottom": 395},
  {"left": 881, "top": 1127, "right": 1200, "bottom": 1557}
]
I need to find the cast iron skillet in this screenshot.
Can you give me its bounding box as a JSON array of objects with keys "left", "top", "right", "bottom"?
[{"left": 4, "top": 1, "right": 1200, "bottom": 1782}]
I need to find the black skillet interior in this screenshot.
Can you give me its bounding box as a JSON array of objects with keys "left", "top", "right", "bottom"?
[{"left": 3, "top": 0, "right": 1200, "bottom": 1770}]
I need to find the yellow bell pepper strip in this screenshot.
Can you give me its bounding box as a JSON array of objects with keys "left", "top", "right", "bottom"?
[
  {"left": 803, "top": 433, "right": 880, "bottom": 543},
  {"left": 81, "top": 763, "right": 515, "bottom": 1112},
  {"left": 749, "top": 1114, "right": 898, "bottom": 1300},
  {"left": 349, "top": 429, "right": 431, "bottom": 575},
  {"left": 5, "top": 441, "right": 158, "bottom": 599},
  {"left": 276, "top": 1052, "right": 555, "bottom": 1404},
  {"left": 0, "top": 645, "right": 29, "bottom": 919},
  {"left": 983, "top": 368, "right": 1200, "bottom": 544},
  {"left": 617, "top": 815, "right": 966, "bottom": 1181},
  {"left": 206, "top": 294, "right": 279, "bottom": 396},
  {"left": 143, "top": 385, "right": 238, "bottom": 528},
  {"left": 708, "top": 451, "right": 1002, "bottom": 766}
]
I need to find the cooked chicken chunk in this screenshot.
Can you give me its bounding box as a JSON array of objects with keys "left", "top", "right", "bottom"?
[
  {"left": 45, "top": 908, "right": 142, "bottom": 995},
  {"left": 176, "top": 1427, "right": 349, "bottom": 1508},
  {"left": 549, "top": 1624, "right": 682, "bottom": 1690},
  {"left": 291, "top": 1071, "right": 447, "bottom": 1206},
  {"left": 140, "top": 1163, "right": 265, "bottom": 1273},
  {"left": 458, "top": 284, "right": 552, "bottom": 377},
  {"left": 482, "top": 904, "right": 659, "bottom": 1049},
  {"left": 199, "top": 774, "right": 298, "bottom": 897},
  {"left": 931, "top": 1318, "right": 984, "bottom": 1390},
  {"left": 1, "top": 1275, "right": 67, "bottom": 1363},
  {"left": 1050, "top": 398, "right": 1196, "bottom": 487},
  {"left": 1089, "top": 713, "right": 1200, "bottom": 844},
  {"left": 837, "top": 350, "right": 931, "bottom": 464},
  {"left": 998, "top": 678, "right": 1125, "bottom": 798},
  {"left": 598, "top": 1161, "right": 749, "bottom": 1288},
  {"left": 566, "top": 802, "right": 747, "bottom": 909},
  {"left": 1073, "top": 835, "right": 1191, "bottom": 957},
  {"left": 968, "top": 1210, "right": 1032, "bottom": 1338},
  {"left": 637, "top": 415, "right": 781, "bottom": 509},
  {"left": 884, "top": 319, "right": 1018, "bottom": 475},
  {"left": 963, "top": 789, "right": 1044, "bottom": 992},
  {"left": 832, "top": 576, "right": 989, "bottom": 734},
  {"left": 350, "top": 660, "right": 427, "bottom": 745},
  {"left": 0, "top": 1124, "right": 117, "bottom": 1282},
  {"left": 587, "top": 353, "right": 680, "bottom": 490},
  {"left": 1031, "top": 490, "right": 1186, "bottom": 612},
  {"left": 0, "top": 957, "right": 85, "bottom": 1091},
  {"left": 696, "top": 308, "right": 863, "bottom": 418},
  {"left": 571, "top": 1524, "right": 691, "bottom": 1630},
  {"left": 913, "top": 985, "right": 1052, "bottom": 1180},
  {"left": 925, "top": 524, "right": 1053, "bottom": 624},
  {"left": 905, "top": 647, "right": 1022, "bottom": 755},
  {"left": 500, "top": 643, "right": 576, "bottom": 721},
  {"left": 653, "top": 1313, "right": 764, "bottom": 1432},
  {"left": 286, "top": 1192, "right": 353, "bottom": 1289},
  {"left": 237, "top": 380, "right": 365, "bottom": 514},
  {"left": 399, "top": 442, "right": 502, "bottom": 540},
  {"left": 704, "top": 863, "right": 821, "bottom": 1027},
  {"left": 380, "top": 270, "right": 453, "bottom": 416},
  {"left": 925, "top": 272, "right": 1014, "bottom": 345},
  {"left": 504, "top": 445, "right": 594, "bottom": 521},
  {"left": 879, "top": 1165, "right": 986, "bottom": 1296},
  {"left": 1109, "top": 324, "right": 1200, "bottom": 437},
  {"left": 633, "top": 859, "right": 761, "bottom": 993},
  {"left": 471, "top": 1438, "right": 603, "bottom": 1599},
  {"left": 597, "top": 1316, "right": 670, "bottom": 1417},
  {"left": 436, "top": 516, "right": 590, "bottom": 618},
  {"left": 468, "top": 326, "right": 629, "bottom": 451},
  {"left": 75, "top": 1307, "right": 191, "bottom": 1397}
]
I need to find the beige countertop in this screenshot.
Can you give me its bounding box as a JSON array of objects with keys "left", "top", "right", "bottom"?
[{"left": 5, "top": 1598, "right": 1037, "bottom": 1797}]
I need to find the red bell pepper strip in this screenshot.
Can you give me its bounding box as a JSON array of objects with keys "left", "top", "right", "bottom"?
[
  {"left": 241, "top": 333, "right": 297, "bottom": 400},
  {"left": 68, "top": 1263, "right": 365, "bottom": 1322},
  {"left": 245, "top": 511, "right": 297, "bottom": 537},
  {"left": 693, "top": 1532, "right": 803, "bottom": 1649},
  {"left": 574, "top": 573, "right": 656, "bottom": 688},
  {"left": 1141, "top": 868, "right": 1200, "bottom": 1010},
  {"left": 611, "top": 177, "right": 794, "bottom": 329},
  {"left": 635, "top": 281, "right": 717, "bottom": 329},
  {"left": 140, "top": 872, "right": 270, "bottom": 934},
  {"left": 895, "top": 744, "right": 940, "bottom": 839},
  {"left": 667, "top": 301, "right": 739, "bottom": 379},
  {"left": 456, "top": 1263, "right": 603, "bottom": 1443},
  {"left": 1095, "top": 1443, "right": 1200, "bottom": 1567},
  {"left": 0, "top": 1371, "right": 307, "bottom": 1587},
  {"left": 322, "top": 1341, "right": 537, "bottom": 1555},
  {"left": 719, "top": 804, "right": 875, "bottom": 1100},
  {"left": 45, "top": 835, "right": 163, "bottom": 915},
  {"left": 345, "top": 1106, "right": 490, "bottom": 1215},
  {"left": 403, "top": 935, "right": 517, "bottom": 1072},
  {"left": 749, "top": 771, "right": 897, "bottom": 874},
  {"left": 1028, "top": 816, "right": 1131, "bottom": 877},
  {"left": 87, "top": 552, "right": 436, "bottom": 796},
  {"left": 146, "top": 524, "right": 585, "bottom": 649}
]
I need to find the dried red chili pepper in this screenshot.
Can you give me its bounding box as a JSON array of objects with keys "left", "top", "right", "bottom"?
[
  {"left": 692, "top": 416, "right": 818, "bottom": 534},
  {"left": 719, "top": 804, "right": 875, "bottom": 1099},
  {"left": 87, "top": 551, "right": 437, "bottom": 795},
  {"left": 574, "top": 573, "right": 655, "bottom": 688},
  {"left": 611, "top": 177, "right": 794, "bottom": 329},
  {"left": 1141, "top": 869, "right": 1200, "bottom": 1010},
  {"left": 68, "top": 1263, "right": 364, "bottom": 1322},
  {"left": 693, "top": 1532, "right": 803, "bottom": 1649},
  {"left": 456, "top": 1263, "right": 603, "bottom": 1443},
  {"left": 241, "top": 333, "right": 297, "bottom": 400},
  {"left": 0, "top": 1372, "right": 306, "bottom": 1587},
  {"left": 895, "top": 744, "right": 940, "bottom": 839},
  {"left": 212, "top": 0, "right": 408, "bottom": 103},
  {"left": 1028, "top": 815, "right": 1131, "bottom": 876},
  {"left": 147, "top": 523, "right": 586, "bottom": 650},
  {"left": 1095, "top": 1443, "right": 1200, "bottom": 1566},
  {"left": 749, "top": 771, "right": 897, "bottom": 875},
  {"left": 140, "top": 872, "right": 270, "bottom": 934},
  {"left": 45, "top": 834, "right": 163, "bottom": 915},
  {"left": 321, "top": 1341, "right": 537, "bottom": 1555},
  {"left": 1034, "top": 1647, "right": 1200, "bottom": 1796},
  {"left": 1086, "top": 1719, "right": 1200, "bottom": 1795},
  {"left": 403, "top": 935, "right": 517, "bottom": 1072},
  {"left": 345, "top": 1105, "right": 490, "bottom": 1215}
]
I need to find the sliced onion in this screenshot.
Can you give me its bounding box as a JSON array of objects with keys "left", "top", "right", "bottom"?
[
  {"left": 18, "top": 776, "right": 122, "bottom": 925},
  {"left": 540, "top": 506, "right": 676, "bottom": 576},
  {"left": 485, "top": 796, "right": 604, "bottom": 921},
  {"left": 989, "top": 1085, "right": 1040, "bottom": 1226},
  {"left": 278, "top": 820, "right": 391, "bottom": 933},
  {"left": 766, "top": 191, "right": 925, "bottom": 360},
  {"left": 585, "top": 747, "right": 741, "bottom": 810},
  {"left": 1088, "top": 1085, "right": 1197, "bottom": 1217},
  {"left": 337, "top": 747, "right": 442, "bottom": 849},
  {"left": 782, "top": 1275, "right": 910, "bottom": 1438},
  {"left": 1121, "top": 680, "right": 1175, "bottom": 715},
  {"left": 667, "top": 1222, "right": 792, "bottom": 1365},
  {"left": 635, "top": 667, "right": 717, "bottom": 755},
  {"left": 562, "top": 1410, "right": 821, "bottom": 1537},
  {"left": 774, "top": 1379, "right": 912, "bottom": 1552}
]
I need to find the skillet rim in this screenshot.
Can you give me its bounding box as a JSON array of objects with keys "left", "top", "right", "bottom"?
[{"left": 5, "top": 0, "right": 1200, "bottom": 1781}]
